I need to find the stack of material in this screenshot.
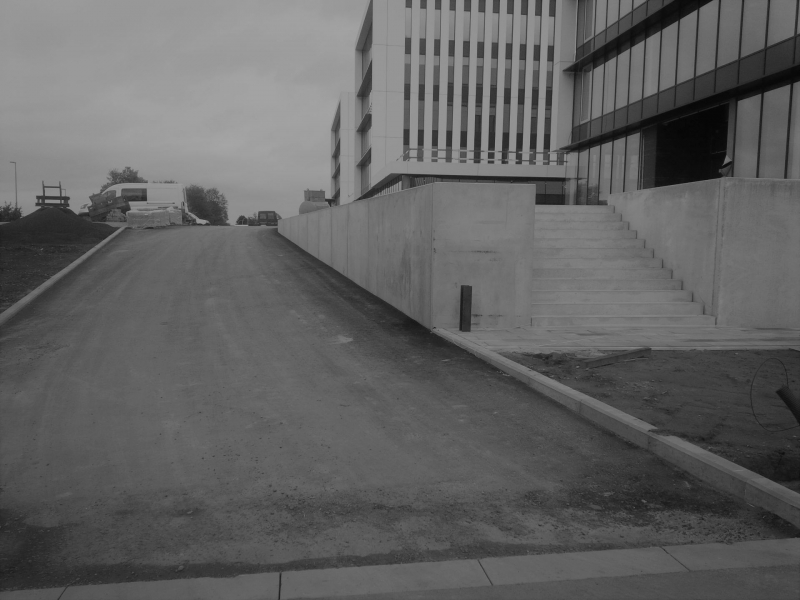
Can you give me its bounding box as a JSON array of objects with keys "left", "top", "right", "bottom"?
[
  {"left": 167, "top": 207, "right": 183, "bottom": 225},
  {"left": 127, "top": 209, "right": 170, "bottom": 229},
  {"left": 106, "top": 209, "right": 126, "bottom": 222}
]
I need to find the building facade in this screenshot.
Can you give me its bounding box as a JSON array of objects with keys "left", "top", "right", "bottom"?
[
  {"left": 331, "top": 93, "right": 356, "bottom": 205},
  {"left": 336, "top": 0, "right": 573, "bottom": 203},
  {"left": 332, "top": 0, "right": 800, "bottom": 204},
  {"left": 568, "top": 0, "right": 800, "bottom": 204}
]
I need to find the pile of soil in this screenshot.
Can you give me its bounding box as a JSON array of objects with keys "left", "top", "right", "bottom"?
[
  {"left": 503, "top": 350, "right": 800, "bottom": 487},
  {"left": 0, "top": 208, "right": 114, "bottom": 244}
]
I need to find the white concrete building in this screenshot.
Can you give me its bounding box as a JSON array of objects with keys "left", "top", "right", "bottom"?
[
  {"left": 334, "top": 0, "right": 572, "bottom": 202},
  {"left": 331, "top": 93, "right": 357, "bottom": 205}
]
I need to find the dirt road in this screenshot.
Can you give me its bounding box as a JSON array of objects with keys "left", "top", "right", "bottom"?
[{"left": 1, "top": 227, "right": 796, "bottom": 590}]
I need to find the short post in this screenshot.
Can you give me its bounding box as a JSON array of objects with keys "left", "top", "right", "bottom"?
[{"left": 459, "top": 285, "right": 472, "bottom": 332}]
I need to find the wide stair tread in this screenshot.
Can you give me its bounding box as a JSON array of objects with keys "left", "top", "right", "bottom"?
[
  {"left": 529, "top": 205, "right": 712, "bottom": 327},
  {"left": 529, "top": 315, "right": 717, "bottom": 327}
]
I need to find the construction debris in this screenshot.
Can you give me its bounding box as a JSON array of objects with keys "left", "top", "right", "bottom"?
[{"left": 583, "top": 347, "right": 652, "bottom": 369}]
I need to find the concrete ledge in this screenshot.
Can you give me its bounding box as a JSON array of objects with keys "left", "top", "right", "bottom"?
[
  {"left": 0, "top": 226, "right": 127, "bottom": 329},
  {"left": 280, "top": 559, "right": 490, "bottom": 599},
  {"left": 433, "top": 328, "right": 800, "bottom": 528},
  {"left": 479, "top": 547, "right": 686, "bottom": 586}
]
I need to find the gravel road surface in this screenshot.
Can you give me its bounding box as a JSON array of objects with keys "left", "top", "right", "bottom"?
[{"left": 1, "top": 226, "right": 796, "bottom": 590}]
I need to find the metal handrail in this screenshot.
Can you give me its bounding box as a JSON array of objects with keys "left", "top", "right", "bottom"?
[{"left": 399, "top": 147, "right": 567, "bottom": 165}]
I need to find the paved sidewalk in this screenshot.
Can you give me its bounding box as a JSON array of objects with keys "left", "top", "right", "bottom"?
[
  {"left": 446, "top": 326, "right": 800, "bottom": 353},
  {"left": 2, "top": 538, "right": 798, "bottom": 599}
]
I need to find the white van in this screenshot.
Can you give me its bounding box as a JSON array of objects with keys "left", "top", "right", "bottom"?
[{"left": 79, "top": 183, "right": 187, "bottom": 219}]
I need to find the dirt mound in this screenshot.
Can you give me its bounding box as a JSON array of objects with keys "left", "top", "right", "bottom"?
[{"left": 0, "top": 208, "right": 115, "bottom": 244}]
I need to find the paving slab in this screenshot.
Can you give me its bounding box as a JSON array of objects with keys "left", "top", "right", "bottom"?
[
  {"left": 59, "top": 572, "right": 279, "bottom": 600},
  {"left": 663, "top": 538, "right": 800, "bottom": 571},
  {"left": 479, "top": 547, "right": 686, "bottom": 586},
  {"left": 295, "top": 565, "right": 800, "bottom": 600},
  {"left": 280, "top": 559, "right": 490, "bottom": 599}
]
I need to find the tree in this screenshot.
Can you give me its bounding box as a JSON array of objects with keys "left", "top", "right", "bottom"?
[
  {"left": 185, "top": 185, "right": 229, "bottom": 225},
  {"left": 0, "top": 202, "right": 22, "bottom": 221},
  {"left": 100, "top": 167, "right": 147, "bottom": 193},
  {"left": 236, "top": 215, "right": 248, "bottom": 225}
]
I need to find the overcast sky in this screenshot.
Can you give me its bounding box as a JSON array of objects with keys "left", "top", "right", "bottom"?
[{"left": 1, "top": 0, "right": 366, "bottom": 221}]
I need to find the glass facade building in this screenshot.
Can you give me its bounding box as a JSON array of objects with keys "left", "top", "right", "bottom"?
[
  {"left": 568, "top": 0, "right": 800, "bottom": 204},
  {"left": 334, "top": 0, "right": 800, "bottom": 205}
]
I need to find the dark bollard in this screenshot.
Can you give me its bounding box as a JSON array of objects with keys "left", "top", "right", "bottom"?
[{"left": 460, "top": 285, "right": 472, "bottom": 332}]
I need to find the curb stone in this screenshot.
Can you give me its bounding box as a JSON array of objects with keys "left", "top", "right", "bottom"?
[
  {"left": 0, "top": 226, "right": 127, "bottom": 329},
  {"left": 432, "top": 328, "right": 800, "bottom": 528}
]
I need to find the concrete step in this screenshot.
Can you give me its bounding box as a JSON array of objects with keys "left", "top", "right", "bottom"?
[
  {"left": 536, "top": 229, "right": 638, "bottom": 239},
  {"left": 534, "top": 221, "right": 629, "bottom": 230},
  {"left": 531, "top": 268, "right": 673, "bottom": 279},
  {"left": 531, "top": 278, "right": 684, "bottom": 291},
  {"left": 535, "top": 205, "right": 615, "bottom": 213},
  {"left": 530, "top": 302, "right": 704, "bottom": 316},
  {"left": 536, "top": 212, "right": 622, "bottom": 222},
  {"left": 531, "top": 257, "right": 663, "bottom": 269},
  {"left": 534, "top": 238, "right": 645, "bottom": 249},
  {"left": 528, "top": 315, "right": 717, "bottom": 327},
  {"left": 531, "top": 289, "right": 693, "bottom": 303},
  {"left": 532, "top": 247, "right": 655, "bottom": 258}
]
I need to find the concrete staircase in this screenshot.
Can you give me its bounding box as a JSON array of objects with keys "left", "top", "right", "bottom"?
[{"left": 531, "top": 205, "right": 716, "bottom": 327}]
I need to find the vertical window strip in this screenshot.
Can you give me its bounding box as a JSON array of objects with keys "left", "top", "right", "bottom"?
[
  {"left": 474, "top": 2, "right": 486, "bottom": 161},
  {"left": 516, "top": 0, "right": 528, "bottom": 162},
  {"left": 502, "top": 0, "right": 514, "bottom": 161},
  {"left": 418, "top": 1, "right": 428, "bottom": 158},
  {"left": 404, "top": 1, "right": 412, "bottom": 154},
  {"left": 543, "top": 0, "right": 555, "bottom": 163},
  {"left": 433, "top": 2, "right": 442, "bottom": 158},
  {"left": 461, "top": 0, "right": 472, "bottom": 160},
  {"left": 446, "top": 2, "right": 456, "bottom": 159},
  {"left": 529, "top": 0, "right": 543, "bottom": 162}
]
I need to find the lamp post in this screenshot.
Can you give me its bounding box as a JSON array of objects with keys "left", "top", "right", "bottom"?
[{"left": 9, "top": 161, "right": 17, "bottom": 209}]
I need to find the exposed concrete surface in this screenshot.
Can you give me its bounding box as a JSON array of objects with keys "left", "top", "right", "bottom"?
[
  {"left": 610, "top": 178, "right": 800, "bottom": 328},
  {"left": 278, "top": 182, "right": 535, "bottom": 329},
  {"left": 1, "top": 228, "right": 797, "bottom": 591}
]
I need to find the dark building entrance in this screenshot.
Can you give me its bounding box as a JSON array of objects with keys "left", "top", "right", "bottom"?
[{"left": 641, "top": 104, "right": 729, "bottom": 189}]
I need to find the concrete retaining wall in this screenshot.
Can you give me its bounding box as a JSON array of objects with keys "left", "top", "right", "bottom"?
[
  {"left": 278, "top": 183, "right": 535, "bottom": 329},
  {"left": 610, "top": 178, "right": 800, "bottom": 328}
]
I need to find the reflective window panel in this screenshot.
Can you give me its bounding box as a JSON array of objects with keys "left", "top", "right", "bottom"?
[
  {"left": 734, "top": 93, "right": 762, "bottom": 177},
  {"left": 758, "top": 85, "right": 791, "bottom": 178},
  {"left": 696, "top": 0, "right": 719, "bottom": 75}
]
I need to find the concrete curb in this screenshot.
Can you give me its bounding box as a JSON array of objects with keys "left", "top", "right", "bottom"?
[
  {"left": 433, "top": 328, "right": 800, "bottom": 529},
  {"left": 0, "top": 226, "right": 127, "bottom": 329},
  {"left": 2, "top": 539, "right": 798, "bottom": 599}
]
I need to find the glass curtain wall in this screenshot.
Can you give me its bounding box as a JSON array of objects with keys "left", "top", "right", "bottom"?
[
  {"left": 734, "top": 81, "right": 800, "bottom": 179},
  {"left": 543, "top": 0, "right": 556, "bottom": 162},
  {"left": 572, "top": 0, "right": 799, "bottom": 142}
]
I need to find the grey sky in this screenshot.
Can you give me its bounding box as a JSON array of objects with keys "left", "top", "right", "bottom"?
[{"left": 1, "top": 0, "right": 366, "bottom": 221}]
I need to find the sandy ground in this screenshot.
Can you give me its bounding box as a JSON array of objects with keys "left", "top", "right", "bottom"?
[
  {"left": 1, "top": 227, "right": 797, "bottom": 591},
  {"left": 502, "top": 350, "right": 800, "bottom": 490}
]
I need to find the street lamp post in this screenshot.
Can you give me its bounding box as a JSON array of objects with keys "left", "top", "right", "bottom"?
[{"left": 9, "top": 161, "right": 17, "bottom": 209}]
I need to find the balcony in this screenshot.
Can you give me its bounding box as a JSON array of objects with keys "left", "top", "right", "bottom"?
[
  {"left": 357, "top": 61, "right": 372, "bottom": 98},
  {"left": 357, "top": 103, "right": 372, "bottom": 132}
]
